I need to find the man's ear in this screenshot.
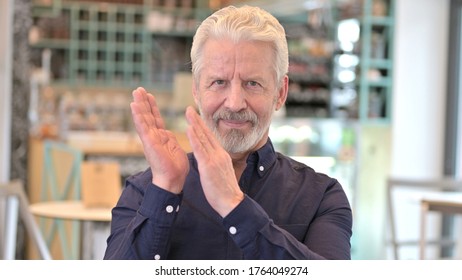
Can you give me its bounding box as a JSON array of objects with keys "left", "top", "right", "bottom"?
[{"left": 275, "top": 75, "right": 289, "bottom": 111}]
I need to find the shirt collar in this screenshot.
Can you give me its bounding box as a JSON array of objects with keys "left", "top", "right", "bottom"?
[
  {"left": 189, "top": 138, "right": 278, "bottom": 178},
  {"left": 247, "top": 138, "right": 277, "bottom": 177}
]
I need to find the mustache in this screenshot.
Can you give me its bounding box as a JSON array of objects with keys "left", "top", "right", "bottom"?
[{"left": 212, "top": 109, "right": 258, "bottom": 125}]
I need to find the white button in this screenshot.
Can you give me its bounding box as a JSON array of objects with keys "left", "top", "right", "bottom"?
[
  {"left": 154, "top": 254, "right": 161, "bottom": 260},
  {"left": 259, "top": 166, "right": 264, "bottom": 172},
  {"left": 166, "top": 205, "right": 174, "bottom": 213},
  {"left": 229, "top": 226, "right": 237, "bottom": 235},
  {"left": 176, "top": 205, "right": 180, "bottom": 212}
]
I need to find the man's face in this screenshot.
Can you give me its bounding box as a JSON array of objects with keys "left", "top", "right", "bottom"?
[{"left": 193, "top": 38, "right": 288, "bottom": 154}]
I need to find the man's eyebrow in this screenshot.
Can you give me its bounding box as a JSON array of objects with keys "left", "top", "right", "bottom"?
[{"left": 204, "top": 74, "right": 226, "bottom": 81}]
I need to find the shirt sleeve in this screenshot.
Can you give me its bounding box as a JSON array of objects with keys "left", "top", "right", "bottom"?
[
  {"left": 103, "top": 180, "right": 182, "bottom": 260},
  {"left": 222, "top": 180, "right": 352, "bottom": 260}
]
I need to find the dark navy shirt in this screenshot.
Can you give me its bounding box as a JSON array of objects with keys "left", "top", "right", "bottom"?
[{"left": 104, "top": 139, "right": 352, "bottom": 260}]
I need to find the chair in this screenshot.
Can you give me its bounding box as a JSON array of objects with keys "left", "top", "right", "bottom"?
[
  {"left": 41, "top": 140, "right": 83, "bottom": 201},
  {"left": 39, "top": 140, "right": 83, "bottom": 259},
  {"left": 38, "top": 140, "right": 120, "bottom": 259},
  {"left": 387, "top": 177, "right": 462, "bottom": 259},
  {"left": 419, "top": 195, "right": 462, "bottom": 259},
  {"left": 0, "top": 179, "right": 52, "bottom": 259}
]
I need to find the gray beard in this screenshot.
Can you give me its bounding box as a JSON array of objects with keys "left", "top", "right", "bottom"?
[
  {"left": 212, "top": 125, "right": 264, "bottom": 154},
  {"left": 198, "top": 107, "right": 267, "bottom": 154}
]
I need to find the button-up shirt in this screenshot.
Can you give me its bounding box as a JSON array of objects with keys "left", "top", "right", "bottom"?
[{"left": 104, "top": 139, "right": 352, "bottom": 260}]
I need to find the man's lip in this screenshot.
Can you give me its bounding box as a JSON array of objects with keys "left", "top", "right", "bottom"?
[{"left": 219, "top": 119, "right": 250, "bottom": 128}]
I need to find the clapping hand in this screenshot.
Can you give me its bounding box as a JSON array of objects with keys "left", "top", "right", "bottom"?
[
  {"left": 130, "top": 87, "right": 243, "bottom": 217},
  {"left": 130, "top": 87, "right": 189, "bottom": 194},
  {"left": 185, "top": 106, "right": 244, "bottom": 217}
]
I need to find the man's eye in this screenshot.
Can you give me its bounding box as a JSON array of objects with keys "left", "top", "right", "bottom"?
[
  {"left": 213, "top": 80, "right": 226, "bottom": 86},
  {"left": 247, "top": 81, "right": 260, "bottom": 87}
]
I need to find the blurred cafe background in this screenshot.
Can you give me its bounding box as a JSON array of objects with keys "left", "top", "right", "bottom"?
[{"left": 1, "top": 0, "right": 462, "bottom": 260}]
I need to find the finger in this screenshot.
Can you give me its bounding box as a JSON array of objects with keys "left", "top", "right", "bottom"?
[
  {"left": 131, "top": 87, "right": 163, "bottom": 141},
  {"left": 132, "top": 87, "right": 157, "bottom": 128},
  {"left": 132, "top": 87, "right": 150, "bottom": 114},
  {"left": 146, "top": 93, "right": 165, "bottom": 130},
  {"left": 185, "top": 106, "right": 220, "bottom": 150},
  {"left": 130, "top": 102, "right": 154, "bottom": 145},
  {"left": 131, "top": 104, "right": 172, "bottom": 153},
  {"left": 185, "top": 108, "right": 210, "bottom": 158},
  {"left": 186, "top": 125, "right": 211, "bottom": 163},
  {"left": 132, "top": 87, "right": 166, "bottom": 130},
  {"left": 187, "top": 106, "right": 221, "bottom": 149}
]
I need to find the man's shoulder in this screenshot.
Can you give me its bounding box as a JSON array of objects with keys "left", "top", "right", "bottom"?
[
  {"left": 275, "top": 152, "right": 314, "bottom": 171},
  {"left": 275, "top": 152, "right": 336, "bottom": 183}
]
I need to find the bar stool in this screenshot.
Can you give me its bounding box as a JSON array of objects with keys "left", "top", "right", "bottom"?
[
  {"left": 387, "top": 177, "right": 462, "bottom": 259},
  {"left": 0, "top": 180, "right": 51, "bottom": 259},
  {"left": 419, "top": 194, "right": 462, "bottom": 259}
]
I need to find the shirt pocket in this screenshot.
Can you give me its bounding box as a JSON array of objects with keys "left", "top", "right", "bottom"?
[{"left": 277, "top": 224, "right": 309, "bottom": 241}]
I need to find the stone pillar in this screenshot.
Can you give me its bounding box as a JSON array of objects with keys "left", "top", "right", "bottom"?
[{"left": 10, "top": 0, "right": 31, "bottom": 259}]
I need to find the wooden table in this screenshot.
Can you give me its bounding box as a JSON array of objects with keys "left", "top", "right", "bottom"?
[
  {"left": 30, "top": 200, "right": 112, "bottom": 221},
  {"left": 419, "top": 193, "right": 462, "bottom": 259},
  {"left": 30, "top": 200, "right": 112, "bottom": 260}
]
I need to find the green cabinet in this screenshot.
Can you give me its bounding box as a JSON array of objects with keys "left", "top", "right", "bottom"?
[
  {"left": 358, "top": 0, "right": 394, "bottom": 122},
  {"left": 30, "top": 0, "right": 210, "bottom": 91},
  {"left": 335, "top": 0, "right": 395, "bottom": 122},
  {"left": 282, "top": 0, "right": 395, "bottom": 122}
]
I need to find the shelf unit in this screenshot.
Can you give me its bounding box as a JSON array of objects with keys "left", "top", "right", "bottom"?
[
  {"left": 329, "top": 0, "right": 394, "bottom": 122},
  {"left": 281, "top": 10, "right": 336, "bottom": 118},
  {"left": 30, "top": 0, "right": 210, "bottom": 91},
  {"left": 30, "top": 0, "right": 395, "bottom": 122},
  {"left": 276, "top": 0, "right": 395, "bottom": 122},
  {"left": 359, "top": 0, "right": 395, "bottom": 122},
  {"left": 358, "top": 0, "right": 395, "bottom": 122}
]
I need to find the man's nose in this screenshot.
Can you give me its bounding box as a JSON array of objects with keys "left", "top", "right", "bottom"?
[{"left": 225, "top": 85, "right": 247, "bottom": 111}]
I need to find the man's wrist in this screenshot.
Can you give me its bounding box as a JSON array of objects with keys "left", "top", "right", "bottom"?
[
  {"left": 218, "top": 191, "right": 245, "bottom": 218},
  {"left": 151, "top": 177, "right": 184, "bottom": 194}
]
